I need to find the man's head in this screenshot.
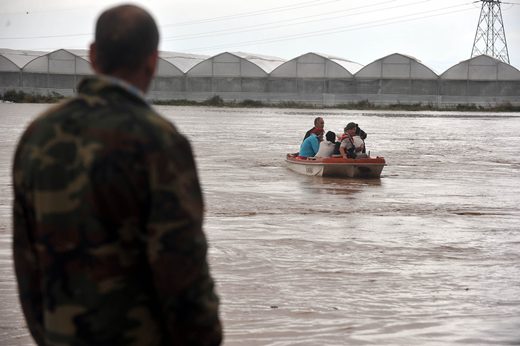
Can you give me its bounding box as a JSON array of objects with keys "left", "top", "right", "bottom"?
[
  {"left": 325, "top": 131, "right": 336, "bottom": 143},
  {"left": 344, "top": 122, "right": 357, "bottom": 135},
  {"left": 89, "top": 4, "right": 159, "bottom": 92},
  {"left": 314, "top": 117, "right": 325, "bottom": 129}
]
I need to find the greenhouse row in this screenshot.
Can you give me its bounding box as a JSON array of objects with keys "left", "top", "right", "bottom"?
[{"left": 1, "top": 48, "right": 519, "bottom": 107}]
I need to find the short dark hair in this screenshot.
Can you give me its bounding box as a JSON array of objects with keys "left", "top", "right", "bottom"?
[
  {"left": 345, "top": 122, "right": 357, "bottom": 131},
  {"left": 325, "top": 131, "right": 336, "bottom": 143},
  {"left": 314, "top": 117, "right": 324, "bottom": 126},
  {"left": 94, "top": 5, "right": 159, "bottom": 73}
]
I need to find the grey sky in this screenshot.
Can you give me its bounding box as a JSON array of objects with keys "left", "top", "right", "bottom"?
[{"left": 1, "top": 0, "right": 519, "bottom": 73}]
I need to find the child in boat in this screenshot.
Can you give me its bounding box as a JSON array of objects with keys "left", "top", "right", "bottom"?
[{"left": 314, "top": 131, "right": 336, "bottom": 157}]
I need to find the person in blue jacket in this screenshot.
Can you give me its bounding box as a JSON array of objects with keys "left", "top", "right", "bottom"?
[{"left": 299, "top": 128, "right": 324, "bottom": 158}]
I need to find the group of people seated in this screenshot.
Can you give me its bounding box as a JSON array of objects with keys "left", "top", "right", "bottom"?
[{"left": 298, "top": 117, "right": 368, "bottom": 159}]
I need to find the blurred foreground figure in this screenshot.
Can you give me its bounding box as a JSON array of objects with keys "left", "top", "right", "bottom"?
[{"left": 12, "top": 4, "right": 222, "bottom": 345}]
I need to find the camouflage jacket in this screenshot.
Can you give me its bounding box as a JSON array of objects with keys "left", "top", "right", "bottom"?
[{"left": 12, "top": 76, "right": 222, "bottom": 345}]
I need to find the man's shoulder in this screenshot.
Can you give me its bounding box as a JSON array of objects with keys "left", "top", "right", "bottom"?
[
  {"left": 20, "top": 96, "right": 184, "bottom": 152},
  {"left": 17, "top": 99, "right": 76, "bottom": 142},
  {"left": 141, "top": 110, "right": 176, "bottom": 133},
  {"left": 302, "top": 135, "right": 314, "bottom": 144}
]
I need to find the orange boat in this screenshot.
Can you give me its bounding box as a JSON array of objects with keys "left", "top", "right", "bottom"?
[{"left": 285, "top": 153, "right": 386, "bottom": 178}]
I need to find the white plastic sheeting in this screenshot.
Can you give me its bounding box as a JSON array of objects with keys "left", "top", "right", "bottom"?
[
  {"left": 0, "top": 48, "right": 49, "bottom": 69},
  {"left": 230, "top": 52, "right": 286, "bottom": 73},
  {"left": 188, "top": 52, "right": 271, "bottom": 77},
  {"left": 356, "top": 53, "right": 437, "bottom": 79},
  {"left": 271, "top": 52, "right": 362, "bottom": 78},
  {"left": 159, "top": 52, "right": 209, "bottom": 74},
  {"left": 318, "top": 53, "right": 364, "bottom": 75},
  {"left": 23, "top": 49, "right": 92, "bottom": 75},
  {"left": 2, "top": 49, "right": 520, "bottom": 81},
  {"left": 1, "top": 48, "right": 519, "bottom": 107},
  {"left": 441, "top": 55, "right": 520, "bottom": 81},
  {"left": 0, "top": 56, "right": 19, "bottom": 72}
]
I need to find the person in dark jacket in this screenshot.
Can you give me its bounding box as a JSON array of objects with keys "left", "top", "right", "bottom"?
[
  {"left": 12, "top": 4, "right": 222, "bottom": 346},
  {"left": 303, "top": 116, "right": 325, "bottom": 141}
]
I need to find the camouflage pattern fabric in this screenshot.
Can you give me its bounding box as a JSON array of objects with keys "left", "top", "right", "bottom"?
[{"left": 12, "top": 76, "right": 222, "bottom": 345}]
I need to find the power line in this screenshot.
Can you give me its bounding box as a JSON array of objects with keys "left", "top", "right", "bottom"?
[
  {"left": 0, "top": 0, "right": 335, "bottom": 21},
  {"left": 186, "top": 4, "right": 477, "bottom": 52},
  {"left": 0, "top": 33, "right": 91, "bottom": 40},
  {"left": 0, "top": 4, "right": 97, "bottom": 16},
  {"left": 0, "top": 0, "right": 370, "bottom": 40},
  {"left": 0, "top": 0, "right": 483, "bottom": 42},
  {"left": 161, "top": 0, "right": 343, "bottom": 27},
  {"left": 162, "top": 0, "right": 414, "bottom": 41}
]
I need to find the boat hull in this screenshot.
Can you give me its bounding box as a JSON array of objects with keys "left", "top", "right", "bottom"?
[{"left": 285, "top": 154, "right": 386, "bottom": 178}]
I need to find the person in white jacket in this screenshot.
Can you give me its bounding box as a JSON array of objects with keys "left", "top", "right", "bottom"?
[{"left": 315, "top": 131, "right": 336, "bottom": 157}]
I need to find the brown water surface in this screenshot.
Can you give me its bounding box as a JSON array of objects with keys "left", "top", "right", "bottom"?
[{"left": 1, "top": 104, "right": 519, "bottom": 345}]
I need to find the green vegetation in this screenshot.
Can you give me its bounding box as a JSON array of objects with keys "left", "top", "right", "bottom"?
[
  {"left": 1, "top": 90, "right": 65, "bottom": 103},
  {"left": 2, "top": 89, "right": 519, "bottom": 112},
  {"left": 335, "top": 100, "right": 436, "bottom": 111},
  {"left": 153, "top": 97, "right": 520, "bottom": 112}
]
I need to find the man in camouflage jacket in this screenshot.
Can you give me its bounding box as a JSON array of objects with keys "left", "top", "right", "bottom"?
[{"left": 12, "top": 5, "right": 222, "bottom": 345}]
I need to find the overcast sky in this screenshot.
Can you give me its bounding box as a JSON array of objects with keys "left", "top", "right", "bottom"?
[{"left": 1, "top": 0, "right": 519, "bottom": 73}]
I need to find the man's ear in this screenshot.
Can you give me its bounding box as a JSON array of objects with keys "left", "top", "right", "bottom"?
[{"left": 89, "top": 43, "right": 100, "bottom": 73}]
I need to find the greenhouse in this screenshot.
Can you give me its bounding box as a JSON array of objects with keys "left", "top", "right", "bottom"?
[
  {"left": 182, "top": 52, "right": 286, "bottom": 102},
  {"left": 440, "top": 55, "right": 520, "bottom": 105},
  {"left": 1, "top": 48, "right": 519, "bottom": 107},
  {"left": 267, "top": 53, "right": 363, "bottom": 105}
]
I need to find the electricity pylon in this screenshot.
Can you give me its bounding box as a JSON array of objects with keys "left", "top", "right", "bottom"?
[{"left": 471, "top": 0, "right": 510, "bottom": 64}]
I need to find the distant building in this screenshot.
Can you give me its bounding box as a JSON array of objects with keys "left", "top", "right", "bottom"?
[{"left": 1, "top": 48, "right": 519, "bottom": 107}]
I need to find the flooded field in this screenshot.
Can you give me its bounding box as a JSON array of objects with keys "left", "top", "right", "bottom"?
[{"left": 1, "top": 103, "right": 519, "bottom": 345}]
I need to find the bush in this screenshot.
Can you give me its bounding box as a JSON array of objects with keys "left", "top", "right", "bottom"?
[
  {"left": 203, "top": 95, "right": 224, "bottom": 106},
  {"left": 152, "top": 99, "right": 199, "bottom": 106},
  {"left": 239, "top": 99, "right": 264, "bottom": 107},
  {"left": 2, "top": 90, "right": 25, "bottom": 103},
  {"left": 146, "top": 96, "right": 519, "bottom": 112},
  {"left": 1, "top": 89, "right": 64, "bottom": 103}
]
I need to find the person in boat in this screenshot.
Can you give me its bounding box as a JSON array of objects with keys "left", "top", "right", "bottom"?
[
  {"left": 336, "top": 122, "right": 367, "bottom": 154},
  {"left": 356, "top": 124, "right": 367, "bottom": 154},
  {"left": 299, "top": 128, "right": 324, "bottom": 158},
  {"left": 303, "top": 116, "right": 325, "bottom": 142},
  {"left": 339, "top": 122, "right": 367, "bottom": 159},
  {"left": 315, "top": 130, "right": 336, "bottom": 158}
]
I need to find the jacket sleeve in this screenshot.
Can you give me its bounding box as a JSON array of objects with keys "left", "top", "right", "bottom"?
[
  {"left": 311, "top": 137, "right": 320, "bottom": 155},
  {"left": 145, "top": 132, "right": 222, "bottom": 345},
  {"left": 12, "top": 146, "right": 46, "bottom": 345}
]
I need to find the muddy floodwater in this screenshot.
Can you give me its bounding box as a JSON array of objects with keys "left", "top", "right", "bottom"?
[{"left": 0, "top": 103, "right": 519, "bottom": 345}]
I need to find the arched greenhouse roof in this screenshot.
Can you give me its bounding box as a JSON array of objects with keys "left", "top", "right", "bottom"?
[
  {"left": 156, "top": 58, "right": 184, "bottom": 77},
  {"left": 0, "top": 55, "right": 20, "bottom": 72},
  {"left": 159, "top": 51, "right": 209, "bottom": 74},
  {"left": 0, "top": 48, "right": 48, "bottom": 69},
  {"left": 65, "top": 49, "right": 90, "bottom": 61},
  {"left": 22, "top": 49, "right": 92, "bottom": 75},
  {"left": 316, "top": 53, "right": 364, "bottom": 74},
  {"left": 440, "top": 55, "right": 520, "bottom": 81},
  {"left": 355, "top": 53, "right": 438, "bottom": 79},
  {"left": 230, "top": 52, "right": 286, "bottom": 73},
  {"left": 270, "top": 52, "right": 360, "bottom": 79},
  {"left": 187, "top": 52, "right": 269, "bottom": 78}
]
